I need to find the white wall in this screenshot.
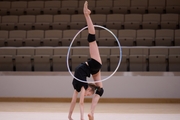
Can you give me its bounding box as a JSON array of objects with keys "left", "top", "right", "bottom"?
[{"left": 0, "top": 72, "right": 180, "bottom": 98}]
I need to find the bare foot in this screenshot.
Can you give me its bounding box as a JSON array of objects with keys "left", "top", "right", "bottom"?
[
  {"left": 68, "top": 116, "right": 73, "bottom": 120},
  {"left": 88, "top": 114, "right": 94, "bottom": 120},
  {"left": 83, "top": 1, "right": 91, "bottom": 16}
]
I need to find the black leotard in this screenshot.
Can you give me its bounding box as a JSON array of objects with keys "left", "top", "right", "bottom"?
[
  {"left": 72, "top": 58, "right": 102, "bottom": 92},
  {"left": 87, "top": 58, "right": 102, "bottom": 75}
]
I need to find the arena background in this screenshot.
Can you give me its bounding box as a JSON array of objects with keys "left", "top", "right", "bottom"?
[{"left": 0, "top": 0, "right": 180, "bottom": 119}]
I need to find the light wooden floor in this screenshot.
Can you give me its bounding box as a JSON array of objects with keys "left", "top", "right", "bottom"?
[{"left": 0, "top": 102, "right": 180, "bottom": 120}]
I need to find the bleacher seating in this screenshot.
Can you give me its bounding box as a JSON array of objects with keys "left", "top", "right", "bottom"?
[
  {"left": 142, "top": 14, "right": 161, "bottom": 29},
  {"left": 112, "top": 0, "right": 130, "bottom": 14},
  {"left": 149, "top": 47, "right": 169, "bottom": 71},
  {"left": 175, "top": 29, "right": 180, "bottom": 46},
  {"left": 166, "top": 0, "right": 180, "bottom": 13},
  {"left": 129, "top": 47, "right": 148, "bottom": 71},
  {"left": 0, "top": 0, "right": 180, "bottom": 72},
  {"left": 0, "top": 46, "right": 179, "bottom": 71},
  {"left": 106, "top": 14, "right": 124, "bottom": 29},
  {"left": 0, "top": 0, "right": 179, "bottom": 15},
  {"left": 168, "top": 47, "right": 180, "bottom": 71},
  {"left": 148, "top": 0, "right": 166, "bottom": 14},
  {"left": 0, "top": 14, "right": 179, "bottom": 30},
  {"left": 130, "top": 0, "right": 148, "bottom": 14},
  {"left": 136, "top": 29, "right": 155, "bottom": 46}
]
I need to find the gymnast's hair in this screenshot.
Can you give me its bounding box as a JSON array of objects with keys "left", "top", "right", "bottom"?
[
  {"left": 88, "top": 83, "right": 97, "bottom": 93},
  {"left": 88, "top": 83, "right": 104, "bottom": 97}
]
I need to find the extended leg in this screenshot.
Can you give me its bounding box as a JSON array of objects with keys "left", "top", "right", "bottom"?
[
  {"left": 84, "top": 1, "right": 102, "bottom": 64},
  {"left": 84, "top": 1, "right": 104, "bottom": 119}
]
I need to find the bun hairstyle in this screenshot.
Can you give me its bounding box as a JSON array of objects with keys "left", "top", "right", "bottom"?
[{"left": 88, "top": 83, "right": 98, "bottom": 93}]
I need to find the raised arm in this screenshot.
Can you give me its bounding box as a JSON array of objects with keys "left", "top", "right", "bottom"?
[
  {"left": 68, "top": 90, "right": 78, "bottom": 120},
  {"left": 79, "top": 86, "right": 87, "bottom": 120}
]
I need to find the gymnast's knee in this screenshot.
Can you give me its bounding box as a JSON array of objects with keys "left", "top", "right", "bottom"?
[
  {"left": 88, "top": 33, "right": 96, "bottom": 43},
  {"left": 95, "top": 88, "right": 104, "bottom": 97}
]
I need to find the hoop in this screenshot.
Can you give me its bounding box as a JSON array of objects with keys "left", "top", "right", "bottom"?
[{"left": 67, "top": 25, "right": 122, "bottom": 83}]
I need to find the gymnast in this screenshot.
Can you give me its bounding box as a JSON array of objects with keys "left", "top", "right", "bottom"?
[{"left": 68, "top": 1, "right": 104, "bottom": 120}]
